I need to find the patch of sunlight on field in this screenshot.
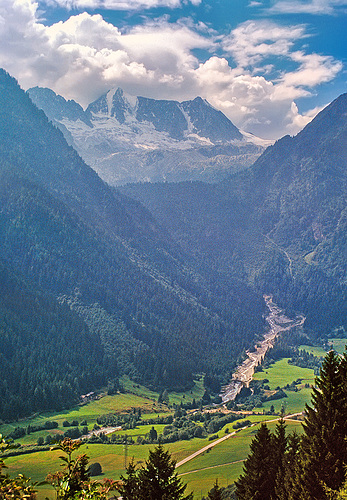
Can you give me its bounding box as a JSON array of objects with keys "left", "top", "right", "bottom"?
[
  {"left": 299, "top": 345, "right": 327, "bottom": 357},
  {"left": 253, "top": 358, "right": 315, "bottom": 389},
  {"left": 167, "top": 438, "right": 211, "bottom": 462},
  {"left": 182, "top": 462, "right": 244, "bottom": 499},
  {"left": 329, "top": 339, "right": 347, "bottom": 355}
]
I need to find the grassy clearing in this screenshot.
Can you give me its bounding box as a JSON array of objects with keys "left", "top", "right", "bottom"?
[
  {"left": 168, "top": 377, "right": 205, "bottom": 406},
  {"left": 120, "top": 376, "right": 159, "bottom": 400},
  {"left": 299, "top": 345, "right": 327, "bottom": 357},
  {"left": 0, "top": 391, "right": 168, "bottom": 445},
  {"left": 253, "top": 358, "right": 315, "bottom": 415},
  {"left": 304, "top": 250, "right": 316, "bottom": 264},
  {"left": 120, "top": 375, "right": 205, "bottom": 407},
  {"left": 1, "top": 377, "right": 204, "bottom": 443},
  {"left": 253, "top": 358, "right": 315, "bottom": 389},
  {"left": 329, "top": 339, "right": 347, "bottom": 355},
  {"left": 176, "top": 420, "right": 303, "bottom": 497},
  {"left": 299, "top": 340, "right": 347, "bottom": 358}
]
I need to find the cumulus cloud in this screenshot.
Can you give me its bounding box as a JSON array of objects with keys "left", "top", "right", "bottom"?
[
  {"left": 285, "top": 102, "right": 324, "bottom": 134},
  {"left": 42, "top": 0, "right": 202, "bottom": 10},
  {"left": 280, "top": 51, "right": 342, "bottom": 88},
  {"left": 211, "top": 19, "right": 342, "bottom": 136},
  {"left": 269, "top": 0, "right": 347, "bottom": 15},
  {"left": 0, "top": 0, "right": 343, "bottom": 139},
  {"left": 223, "top": 20, "right": 307, "bottom": 68}
]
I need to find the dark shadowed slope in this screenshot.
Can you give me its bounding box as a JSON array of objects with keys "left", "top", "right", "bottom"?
[{"left": 0, "top": 69, "right": 265, "bottom": 419}]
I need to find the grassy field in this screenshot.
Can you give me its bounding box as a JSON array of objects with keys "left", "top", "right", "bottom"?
[
  {"left": 0, "top": 392, "right": 160, "bottom": 437},
  {"left": 176, "top": 419, "right": 304, "bottom": 498},
  {"left": 299, "top": 339, "right": 347, "bottom": 358},
  {"left": 298, "top": 345, "right": 327, "bottom": 357},
  {"left": 253, "top": 358, "right": 315, "bottom": 414},
  {"left": 329, "top": 339, "right": 347, "bottom": 355},
  {"left": 4, "top": 437, "right": 217, "bottom": 499},
  {"left": 0, "top": 376, "right": 205, "bottom": 446},
  {"left": 253, "top": 358, "right": 315, "bottom": 389},
  {"left": 120, "top": 375, "right": 205, "bottom": 407},
  {"left": 4, "top": 418, "right": 304, "bottom": 499},
  {"left": 1, "top": 362, "right": 313, "bottom": 498}
]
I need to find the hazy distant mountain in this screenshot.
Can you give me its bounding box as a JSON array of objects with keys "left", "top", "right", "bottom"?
[{"left": 28, "top": 86, "right": 268, "bottom": 185}]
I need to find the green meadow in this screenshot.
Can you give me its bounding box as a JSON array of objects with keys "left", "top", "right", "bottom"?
[
  {"left": 253, "top": 358, "right": 315, "bottom": 414},
  {"left": 3, "top": 418, "right": 304, "bottom": 499},
  {"left": 299, "top": 339, "right": 347, "bottom": 358},
  {"left": 1, "top": 360, "right": 314, "bottom": 498},
  {"left": 299, "top": 345, "right": 327, "bottom": 357},
  {"left": 0, "top": 391, "right": 163, "bottom": 445},
  {"left": 329, "top": 339, "right": 347, "bottom": 355}
]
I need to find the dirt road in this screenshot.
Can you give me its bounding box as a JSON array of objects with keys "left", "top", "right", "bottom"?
[{"left": 175, "top": 413, "right": 302, "bottom": 470}]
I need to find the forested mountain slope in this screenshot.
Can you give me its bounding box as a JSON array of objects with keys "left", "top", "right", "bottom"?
[
  {"left": 123, "top": 94, "right": 347, "bottom": 339},
  {"left": 0, "top": 69, "right": 265, "bottom": 420}
]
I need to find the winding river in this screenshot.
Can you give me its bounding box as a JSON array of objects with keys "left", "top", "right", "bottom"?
[{"left": 221, "top": 295, "right": 306, "bottom": 402}]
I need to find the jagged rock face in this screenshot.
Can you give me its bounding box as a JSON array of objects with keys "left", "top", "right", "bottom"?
[
  {"left": 28, "top": 86, "right": 92, "bottom": 125},
  {"left": 28, "top": 86, "right": 267, "bottom": 185},
  {"left": 86, "top": 89, "right": 242, "bottom": 142},
  {"left": 180, "top": 96, "right": 242, "bottom": 142}
]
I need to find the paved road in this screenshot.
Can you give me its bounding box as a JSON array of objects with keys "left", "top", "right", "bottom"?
[{"left": 175, "top": 413, "right": 302, "bottom": 470}]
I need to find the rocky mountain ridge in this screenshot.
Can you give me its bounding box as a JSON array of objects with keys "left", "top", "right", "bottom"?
[{"left": 28, "top": 86, "right": 269, "bottom": 185}]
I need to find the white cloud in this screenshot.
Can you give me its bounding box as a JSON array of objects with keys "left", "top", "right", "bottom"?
[
  {"left": 42, "top": 0, "right": 201, "bottom": 10},
  {"left": 285, "top": 102, "right": 324, "bottom": 134},
  {"left": 223, "top": 20, "right": 307, "bottom": 68},
  {"left": 0, "top": 1, "right": 343, "bottom": 139},
  {"left": 280, "top": 51, "right": 342, "bottom": 88},
  {"left": 269, "top": 0, "right": 347, "bottom": 15}
]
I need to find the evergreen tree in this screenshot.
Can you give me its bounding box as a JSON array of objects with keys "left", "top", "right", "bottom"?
[
  {"left": 118, "top": 459, "right": 140, "bottom": 500},
  {"left": 273, "top": 418, "right": 287, "bottom": 475},
  {"left": 300, "top": 350, "right": 347, "bottom": 498},
  {"left": 275, "top": 431, "right": 302, "bottom": 500},
  {"left": 207, "top": 479, "right": 223, "bottom": 500},
  {"left": 235, "top": 423, "right": 276, "bottom": 499},
  {"left": 137, "top": 444, "right": 193, "bottom": 500}
]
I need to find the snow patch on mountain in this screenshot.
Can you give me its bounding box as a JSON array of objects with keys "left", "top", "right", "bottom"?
[{"left": 28, "top": 86, "right": 272, "bottom": 185}]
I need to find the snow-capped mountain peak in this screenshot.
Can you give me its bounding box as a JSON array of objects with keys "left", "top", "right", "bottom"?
[{"left": 28, "top": 86, "right": 269, "bottom": 185}]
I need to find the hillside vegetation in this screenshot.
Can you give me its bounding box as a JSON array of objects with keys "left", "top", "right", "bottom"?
[
  {"left": 0, "top": 69, "right": 264, "bottom": 420},
  {"left": 122, "top": 93, "right": 347, "bottom": 339}
]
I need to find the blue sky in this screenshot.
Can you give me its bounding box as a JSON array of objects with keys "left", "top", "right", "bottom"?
[{"left": 0, "top": 0, "right": 346, "bottom": 138}]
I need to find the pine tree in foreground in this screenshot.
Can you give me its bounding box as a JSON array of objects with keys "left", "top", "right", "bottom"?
[
  {"left": 118, "top": 444, "right": 193, "bottom": 500},
  {"left": 207, "top": 479, "right": 223, "bottom": 500},
  {"left": 234, "top": 423, "right": 276, "bottom": 500},
  {"left": 300, "top": 350, "right": 347, "bottom": 499}
]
